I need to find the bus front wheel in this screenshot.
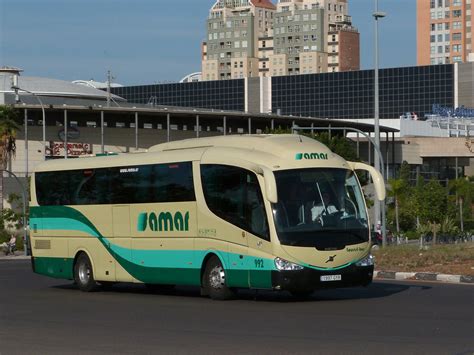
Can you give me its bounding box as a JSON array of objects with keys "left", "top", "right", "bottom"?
[
  {"left": 74, "top": 253, "right": 98, "bottom": 292},
  {"left": 203, "top": 256, "right": 234, "bottom": 300}
]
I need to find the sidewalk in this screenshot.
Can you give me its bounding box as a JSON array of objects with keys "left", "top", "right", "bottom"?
[{"left": 0, "top": 251, "right": 31, "bottom": 260}]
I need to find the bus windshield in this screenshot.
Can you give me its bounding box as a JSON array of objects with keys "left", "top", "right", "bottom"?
[{"left": 272, "top": 168, "right": 369, "bottom": 250}]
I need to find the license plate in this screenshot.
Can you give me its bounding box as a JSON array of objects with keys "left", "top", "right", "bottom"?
[{"left": 320, "top": 275, "right": 342, "bottom": 282}]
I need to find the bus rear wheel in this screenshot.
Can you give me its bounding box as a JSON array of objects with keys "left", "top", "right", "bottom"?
[
  {"left": 203, "top": 256, "right": 234, "bottom": 300},
  {"left": 74, "top": 253, "right": 98, "bottom": 292}
]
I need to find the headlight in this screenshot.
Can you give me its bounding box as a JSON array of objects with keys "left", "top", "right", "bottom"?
[
  {"left": 274, "top": 257, "right": 304, "bottom": 271},
  {"left": 356, "top": 254, "right": 375, "bottom": 267}
]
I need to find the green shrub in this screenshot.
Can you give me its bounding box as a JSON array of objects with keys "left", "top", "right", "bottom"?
[
  {"left": 0, "top": 230, "right": 10, "bottom": 244},
  {"left": 464, "top": 220, "right": 474, "bottom": 232},
  {"left": 404, "top": 230, "right": 419, "bottom": 240}
]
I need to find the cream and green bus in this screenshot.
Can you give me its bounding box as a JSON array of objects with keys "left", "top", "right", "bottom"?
[{"left": 30, "top": 134, "right": 385, "bottom": 299}]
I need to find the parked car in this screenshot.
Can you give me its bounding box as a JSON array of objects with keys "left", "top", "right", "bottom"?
[{"left": 400, "top": 112, "right": 418, "bottom": 120}]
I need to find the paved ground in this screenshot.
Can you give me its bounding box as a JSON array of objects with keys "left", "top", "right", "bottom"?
[{"left": 0, "top": 260, "right": 472, "bottom": 355}]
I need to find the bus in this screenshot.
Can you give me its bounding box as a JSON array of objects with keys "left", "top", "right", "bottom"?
[{"left": 29, "top": 134, "right": 385, "bottom": 300}]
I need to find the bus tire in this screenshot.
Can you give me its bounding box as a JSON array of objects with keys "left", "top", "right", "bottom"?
[
  {"left": 203, "top": 256, "right": 234, "bottom": 300},
  {"left": 74, "top": 253, "right": 98, "bottom": 292}
]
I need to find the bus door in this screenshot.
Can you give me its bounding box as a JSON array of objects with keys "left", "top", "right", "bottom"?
[
  {"left": 246, "top": 176, "right": 273, "bottom": 289},
  {"left": 200, "top": 164, "right": 272, "bottom": 289},
  {"left": 247, "top": 233, "right": 273, "bottom": 289}
]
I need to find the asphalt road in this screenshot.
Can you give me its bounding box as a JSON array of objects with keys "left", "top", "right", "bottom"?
[{"left": 0, "top": 260, "right": 472, "bottom": 355}]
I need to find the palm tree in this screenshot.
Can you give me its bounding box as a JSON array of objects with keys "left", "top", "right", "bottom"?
[
  {"left": 428, "top": 221, "right": 441, "bottom": 245},
  {"left": 387, "top": 178, "right": 406, "bottom": 234},
  {"left": 0, "top": 106, "right": 21, "bottom": 210},
  {"left": 448, "top": 177, "right": 473, "bottom": 233}
]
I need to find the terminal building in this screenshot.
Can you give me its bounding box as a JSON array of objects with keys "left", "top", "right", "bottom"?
[{"left": 0, "top": 62, "right": 473, "bottom": 208}]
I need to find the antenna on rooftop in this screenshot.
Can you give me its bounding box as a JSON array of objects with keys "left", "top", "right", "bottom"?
[{"left": 106, "top": 70, "right": 116, "bottom": 108}]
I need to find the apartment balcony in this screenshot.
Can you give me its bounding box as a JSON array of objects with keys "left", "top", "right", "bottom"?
[
  {"left": 329, "top": 24, "right": 359, "bottom": 34},
  {"left": 335, "top": 15, "right": 352, "bottom": 24}
]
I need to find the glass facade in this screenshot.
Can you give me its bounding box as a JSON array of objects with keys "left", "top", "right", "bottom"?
[
  {"left": 272, "top": 64, "right": 454, "bottom": 119},
  {"left": 112, "top": 79, "right": 245, "bottom": 112},
  {"left": 113, "top": 64, "right": 455, "bottom": 120},
  {"left": 417, "top": 158, "right": 465, "bottom": 183}
]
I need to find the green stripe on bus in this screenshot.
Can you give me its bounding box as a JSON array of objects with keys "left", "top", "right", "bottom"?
[
  {"left": 33, "top": 257, "right": 74, "bottom": 280},
  {"left": 30, "top": 217, "right": 100, "bottom": 237},
  {"left": 31, "top": 206, "right": 357, "bottom": 288},
  {"left": 30, "top": 207, "right": 276, "bottom": 287},
  {"left": 31, "top": 206, "right": 102, "bottom": 237}
]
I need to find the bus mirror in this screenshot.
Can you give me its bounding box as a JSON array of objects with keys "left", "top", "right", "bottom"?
[
  {"left": 349, "top": 162, "right": 386, "bottom": 201},
  {"left": 259, "top": 166, "right": 278, "bottom": 203}
]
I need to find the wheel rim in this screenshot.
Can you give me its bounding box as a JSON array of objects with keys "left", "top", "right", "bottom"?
[
  {"left": 78, "top": 261, "right": 91, "bottom": 285},
  {"left": 209, "top": 265, "right": 225, "bottom": 290}
]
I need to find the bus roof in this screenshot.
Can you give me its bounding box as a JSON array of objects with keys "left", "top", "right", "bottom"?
[
  {"left": 150, "top": 134, "right": 325, "bottom": 154},
  {"left": 151, "top": 135, "right": 349, "bottom": 171},
  {"left": 33, "top": 135, "right": 350, "bottom": 173}
]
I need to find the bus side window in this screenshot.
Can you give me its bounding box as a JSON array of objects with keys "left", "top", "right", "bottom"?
[
  {"left": 110, "top": 165, "right": 153, "bottom": 204},
  {"left": 73, "top": 169, "right": 110, "bottom": 205},
  {"left": 35, "top": 162, "right": 196, "bottom": 206},
  {"left": 153, "top": 162, "right": 195, "bottom": 203},
  {"left": 108, "top": 163, "right": 195, "bottom": 204},
  {"left": 36, "top": 171, "right": 71, "bottom": 206},
  {"left": 35, "top": 173, "right": 48, "bottom": 205}
]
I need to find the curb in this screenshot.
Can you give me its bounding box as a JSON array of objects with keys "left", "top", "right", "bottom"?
[{"left": 374, "top": 270, "right": 474, "bottom": 285}]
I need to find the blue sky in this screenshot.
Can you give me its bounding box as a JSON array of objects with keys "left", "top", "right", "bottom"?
[{"left": 0, "top": 0, "right": 416, "bottom": 85}]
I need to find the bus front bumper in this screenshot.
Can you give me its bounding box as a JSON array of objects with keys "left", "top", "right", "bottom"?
[{"left": 271, "top": 264, "right": 374, "bottom": 292}]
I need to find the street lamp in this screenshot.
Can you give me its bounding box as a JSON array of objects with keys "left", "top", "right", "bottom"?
[
  {"left": 373, "top": 0, "right": 387, "bottom": 247},
  {"left": 10, "top": 76, "right": 47, "bottom": 162}
]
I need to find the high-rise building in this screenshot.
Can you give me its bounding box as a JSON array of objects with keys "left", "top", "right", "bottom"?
[
  {"left": 270, "top": 0, "right": 327, "bottom": 76},
  {"left": 327, "top": 12, "right": 360, "bottom": 72},
  {"left": 417, "top": 0, "right": 473, "bottom": 66},
  {"left": 202, "top": 0, "right": 359, "bottom": 80},
  {"left": 202, "top": 0, "right": 276, "bottom": 81},
  {"left": 269, "top": 0, "right": 360, "bottom": 75},
  {"left": 317, "top": 0, "right": 360, "bottom": 73}
]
